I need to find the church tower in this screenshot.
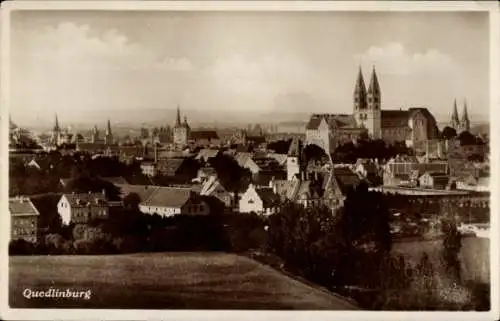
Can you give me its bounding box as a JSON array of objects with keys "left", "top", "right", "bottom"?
[
  {"left": 104, "top": 119, "right": 113, "bottom": 144},
  {"left": 52, "top": 114, "right": 61, "bottom": 145},
  {"left": 173, "top": 106, "right": 190, "bottom": 150},
  {"left": 460, "top": 99, "right": 470, "bottom": 133},
  {"left": 286, "top": 137, "right": 302, "bottom": 181},
  {"left": 91, "top": 125, "right": 100, "bottom": 143},
  {"left": 450, "top": 99, "right": 460, "bottom": 130},
  {"left": 353, "top": 66, "right": 368, "bottom": 129},
  {"left": 365, "top": 66, "right": 382, "bottom": 139}
]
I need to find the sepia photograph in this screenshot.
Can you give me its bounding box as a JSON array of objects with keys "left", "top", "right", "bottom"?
[{"left": 1, "top": 1, "right": 498, "bottom": 320}]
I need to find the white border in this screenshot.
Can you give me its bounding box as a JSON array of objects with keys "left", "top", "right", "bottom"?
[{"left": 1, "top": 1, "right": 499, "bottom": 321}]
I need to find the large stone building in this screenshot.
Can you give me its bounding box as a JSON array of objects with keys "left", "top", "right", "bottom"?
[
  {"left": 305, "top": 66, "right": 440, "bottom": 154},
  {"left": 173, "top": 106, "right": 220, "bottom": 150}
]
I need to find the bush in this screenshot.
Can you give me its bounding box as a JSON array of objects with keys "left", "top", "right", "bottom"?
[
  {"left": 9, "top": 239, "right": 36, "bottom": 255},
  {"left": 73, "top": 239, "right": 93, "bottom": 255}
]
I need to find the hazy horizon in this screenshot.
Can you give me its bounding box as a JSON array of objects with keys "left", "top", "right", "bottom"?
[{"left": 10, "top": 10, "right": 490, "bottom": 128}]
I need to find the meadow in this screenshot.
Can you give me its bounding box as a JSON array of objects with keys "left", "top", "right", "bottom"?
[{"left": 9, "top": 252, "right": 358, "bottom": 310}]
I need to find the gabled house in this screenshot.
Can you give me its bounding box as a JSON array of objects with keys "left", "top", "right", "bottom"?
[
  {"left": 200, "top": 175, "right": 233, "bottom": 209},
  {"left": 57, "top": 192, "right": 109, "bottom": 225},
  {"left": 418, "top": 172, "right": 450, "bottom": 190},
  {"left": 139, "top": 187, "right": 210, "bottom": 217},
  {"left": 195, "top": 149, "right": 221, "bottom": 163},
  {"left": 140, "top": 161, "right": 157, "bottom": 177},
  {"left": 156, "top": 157, "right": 199, "bottom": 183},
  {"left": 456, "top": 174, "right": 490, "bottom": 192},
  {"left": 239, "top": 184, "right": 280, "bottom": 215},
  {"left": 193, "top": 166, "right": 217, "bottom": 183},
  {"left": 9, "top": 197, "right": 40, "bottom": 243}
]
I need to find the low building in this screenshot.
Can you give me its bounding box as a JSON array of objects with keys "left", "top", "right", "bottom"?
[
  {"left": 156, "top": 157, "right": 199, "bottom": 183},
  {"left": 239, "top": 184, "right": 280, "bottom": 215},
  {"left": 354, "top": 159, "right": 381, "bottom": 186},
  {"left": 190, "top": 130, "right": 220, "bottom": 147},
  {"left": 194, "top": 166, "right": 217, "bottom": 183},
  {"left": 419, "top": 172, "right": 450, "bottom": 190},
  {"left": 140, "top": 161, "right": 157, "bottom": 177},
  {"left": 195, "top": 148, "right": 221, "bottom": 163},
  {"left": 139, "top": 187, "right": 210, "bottom": 217},
  {"left": 9, "top": 197, "right": 40, "bottom": 243},
  {"left": 456, "top": 174, "right": 490, "bottom": 192},
  {"left": 200, "top": 175, "right": 234, "bottom": 209},
  {"left": 57, "top": 192, "right": 109, "bottom": 225}
]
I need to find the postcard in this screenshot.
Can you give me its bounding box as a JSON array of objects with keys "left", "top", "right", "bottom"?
[{"left": 1, "top": 1, "right": 498, "bottom": 321}]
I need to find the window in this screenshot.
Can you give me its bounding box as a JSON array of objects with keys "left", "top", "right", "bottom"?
[{"left": 248, "top": 199, "right": 254, "bottom": 204}]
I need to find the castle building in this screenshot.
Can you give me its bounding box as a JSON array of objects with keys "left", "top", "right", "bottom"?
[{"left": 305, "top": 66, "right": 439, "bottom": 155}]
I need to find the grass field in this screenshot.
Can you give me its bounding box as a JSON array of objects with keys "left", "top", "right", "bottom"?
[{"left": 9, "top": 252, "right": 358, "bottom": 310}]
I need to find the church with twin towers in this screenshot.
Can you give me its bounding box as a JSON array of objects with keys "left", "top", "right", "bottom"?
[{"left": 304, "top": 66, "right": 464, "bottom": 154}]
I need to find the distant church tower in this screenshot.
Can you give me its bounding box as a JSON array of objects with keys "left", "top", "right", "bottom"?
[
  {"left": 286, "top": 137, "right": 302, "bottom": 181},
  {"left": 460, "top": 99, "right": 470, "bottom": 133},
  {"left": 52, "top": 114, "right": 61, "bottom": 145},
  {"left": 173, "top": 106, "right": 190, "bottom": 150},
  {"left": 91, "top": 125, "right": 100, "bottom": 143},
  {"left": 353, "top": 66, "right": 381, "bottom": 139},
  {"left": 450, "top": 99, "right": 460, "bottom": 130},
  {"left": 104, "top": 119, "right": 113, "bottom": 144}
]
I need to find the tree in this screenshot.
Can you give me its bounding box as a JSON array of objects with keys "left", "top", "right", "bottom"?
[
  {"left": 123, "top": 192, "right": 141, "bottom": 210},
  {"left": 209, "top": 153, "right": 252, "bottom": 198},
  {"left": 267, "top": 139, "right": 292, "bottom": 154},
  {"left": 64, "top": 173, "right": 121, "bottom": 201},
  {"left": 335, "top": 183, "right": 392, "bottom": 287},
  {"left": 458, "top": 131, "right": 478, "bottom": 146},
  {"left": 441, "top": 126, "right": 458, "bottom": 140},
  {"left": 441, "top": 219, "right": 462, "bottom": 281}
]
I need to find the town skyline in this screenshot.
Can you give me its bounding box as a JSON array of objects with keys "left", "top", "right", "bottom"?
[{"left": 10, "top": 10, "right": 490, "bottom": 127}]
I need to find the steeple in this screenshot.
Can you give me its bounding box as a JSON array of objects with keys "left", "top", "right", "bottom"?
[
  {"left": 367, "top": 65, "right": 380, "bottom": 95},
  {"left": 353, "top": 66, "right": 367, "bottom": 110},
  {"left": 367, "top": 65, "right": 381, "bottom": 111},
  {"left": 106, "top": 119, "right": 112, "bottom": 135},
  {"left": 450, "top": 99, "right": 459, "bottom": 129},
  {"left": 53, "top": 114, "right": 60, "bottom": 132},
  {"left": 461, "top": 99, "right": 470, "bottom": 132},
  {"left": 176, "top": 105, "right": 181, "bottom": 126}
]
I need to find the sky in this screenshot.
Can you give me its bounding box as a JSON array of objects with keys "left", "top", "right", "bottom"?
[{"left": 9, "top": 10, "right": 490, "bottom": 127}]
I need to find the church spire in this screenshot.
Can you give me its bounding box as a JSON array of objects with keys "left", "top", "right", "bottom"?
[
  {"left": 367, "top": 65, "right": 380, "bottom": 95},
  {"left": 461, "top": 98, "right": 470, "bottom": 132},
  {"left": 53, "top": 114, "right": 60, "bottom": 132},
  {"left": 450, "top": 99, "right": 459, "bottom": 129},
  {"left": 176, "top": 105, "right": 181, "bottom": 126},
  {"left": 106, "top": 119, "right": 112, "bottom": 135},
  {"left": 353, "top": 65, "right": 367, "bottom": 110}
]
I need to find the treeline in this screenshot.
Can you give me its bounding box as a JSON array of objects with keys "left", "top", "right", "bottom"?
[
  {"left": 332, "top": 139, "right": 413, "bottom": 163},
  {"left": 9, "top": 207, "right": 267, "bottom": 256},
  {"left": 9, "top": 152, "right": 145, "bottom": 196}
]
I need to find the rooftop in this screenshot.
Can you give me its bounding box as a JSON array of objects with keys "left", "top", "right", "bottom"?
[{"left": 9, "top": 197, "right": 40, "bottom": 216}]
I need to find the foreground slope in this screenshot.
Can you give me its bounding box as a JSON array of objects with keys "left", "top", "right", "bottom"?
[{"left": 9, "top": 252, "right": 358, "bottom": 310}]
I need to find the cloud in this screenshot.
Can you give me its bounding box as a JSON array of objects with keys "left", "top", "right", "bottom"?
[{"left": 355, "top": 42, "right": 458, "bottom": 76}]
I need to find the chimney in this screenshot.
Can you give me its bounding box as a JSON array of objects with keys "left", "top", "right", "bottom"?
[
  {"left": 88, "top": 191, "right": 91, "bottom": 195},
  {"left": 102, "top": 189, "right": 106, "bottom": 197}
]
